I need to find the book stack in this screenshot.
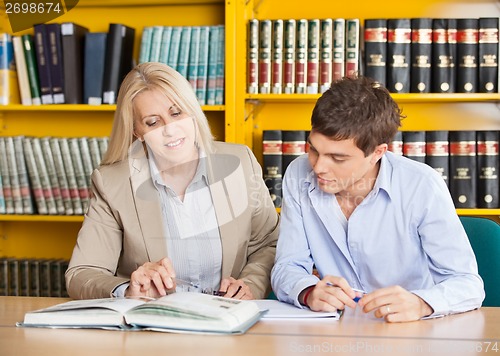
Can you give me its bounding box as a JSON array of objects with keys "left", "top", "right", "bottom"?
[
  {"left": 0, "top": 257, "right": 69, "bottom": 297},
  {"left": 387, "top": 130, "right": 499, "bottom": 209},
  {"left": 248, "top": 18, "right": 360, "bottom": 94},
  {"left": 261, "top": 129, "right": 499, "bottom": 210},
  {"left": 138, "top": 25, "right": 225, "bottom": 105},
  {"left": 8, "top": 22, "right": 135, "bottom": 106},
  {"left": 0, "top": 135, "right": 109, "bottom": 215}
]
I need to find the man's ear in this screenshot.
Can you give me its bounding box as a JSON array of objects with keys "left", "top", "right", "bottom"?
[{"left": 371, "top": 143, "right": 388, "bottom": 164}]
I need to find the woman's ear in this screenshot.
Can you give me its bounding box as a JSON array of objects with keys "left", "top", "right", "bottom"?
[{"left": 133, "top": 131, "right": 144, "bottom": 142}]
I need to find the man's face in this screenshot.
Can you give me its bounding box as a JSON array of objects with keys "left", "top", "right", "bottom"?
[{"left": 307, "top": 131, "right": 383, "bottom": 196}]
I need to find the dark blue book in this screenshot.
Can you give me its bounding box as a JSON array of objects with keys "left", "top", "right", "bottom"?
[
  {"left": 46, "top": 23, "right": 65, "bottom": 103},
  {"left": 61, "top": 22, "right": 88, "bottom": 104},
  {"left": 83, "top": 32, "right": 107, "bottom": 105},
  {"left": 33, "top": 24, "right": 53, "bottom": 104}
]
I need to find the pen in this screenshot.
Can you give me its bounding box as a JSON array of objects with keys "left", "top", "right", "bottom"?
[
  {"left": 174, "top": 278, "right": 200, "bottom": 290},
  {"left": 325, "top": 282, "right": 367, "bottom": 302}
]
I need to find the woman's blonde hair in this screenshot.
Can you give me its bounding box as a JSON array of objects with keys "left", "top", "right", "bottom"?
[{"left": 101, "top": 62, "right": 215, "bottom": 165}]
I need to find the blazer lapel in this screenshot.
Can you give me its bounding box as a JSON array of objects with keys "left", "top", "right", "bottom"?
[
  {"left": 206, "top": 151, "right": 240, "bottom": 279},
  {"left": 129, "top": 141, "right": 167, "bottom": 263}
]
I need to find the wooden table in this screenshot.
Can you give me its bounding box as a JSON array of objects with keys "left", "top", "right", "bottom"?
[{"left": 1, "top": 297, "right": 499, "bottom": 355}]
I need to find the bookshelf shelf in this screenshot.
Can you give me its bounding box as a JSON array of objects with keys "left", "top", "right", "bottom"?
[
  {"left": 0, "top": 105, "right": 226, "bottom": 112},
  {"left": 0, "top": 215, "right": 84, "bottom": 222},
  {"left": 246, "top": 93, "right": 500, "bottom": 104}
]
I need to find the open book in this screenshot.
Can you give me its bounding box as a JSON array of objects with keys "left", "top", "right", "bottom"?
[{"left": 18, "top": 292, "right": 263, "bottom": 335}]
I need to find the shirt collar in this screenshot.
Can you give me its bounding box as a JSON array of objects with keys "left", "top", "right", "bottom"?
[
  {"left": 305, "top": 152, "right": 393, "bottom": 200},
  {"left": 148, "top": 147, "right": 207, "bottom": 188}
]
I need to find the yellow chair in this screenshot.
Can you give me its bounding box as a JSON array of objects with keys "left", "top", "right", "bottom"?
[{"left": 460, "top": 216, "right": 500, "bottom": 307}]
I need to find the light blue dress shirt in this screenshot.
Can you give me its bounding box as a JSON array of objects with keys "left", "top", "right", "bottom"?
[{"left": 271, "top": 151, "right": 485, "bottom": 317}]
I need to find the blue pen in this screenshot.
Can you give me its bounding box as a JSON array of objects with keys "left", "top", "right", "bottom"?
[{"left": 325, "top": 282, "right": 367, "bottom": 302}]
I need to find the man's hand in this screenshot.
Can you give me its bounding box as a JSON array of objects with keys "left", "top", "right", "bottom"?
[
  {"left": 357, "top": 285, "right": 433, "bottom": 322},
  {"left": 300, "top": 276, "right": 359, "bottom": 312}
]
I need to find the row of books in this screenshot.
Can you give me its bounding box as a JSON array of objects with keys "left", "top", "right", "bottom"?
[
  {"left": 248, "top": 17, "right": 499, "bottom": 95},
  {"left": 0, "top": 257, "right": 69, "bottom": 297},
  {"left": 0, "top": 136, "right": 109, "bottom": 216},
  {"left": 139, "top": 25, "right": 225, "bottom": 105},
  {"left": 7, "top": 22, "right": 135, "bottom": 106},
  {"left": 262, "top": 130, "right": 499, "bottom": 209}
]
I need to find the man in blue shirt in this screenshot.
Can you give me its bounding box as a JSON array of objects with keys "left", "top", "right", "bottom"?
[{"left": 271, "top": 76, "right": 484, "bottom": 322}]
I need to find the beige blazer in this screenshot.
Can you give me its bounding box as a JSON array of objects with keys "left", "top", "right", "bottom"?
[{"left": 66, "top": 141, "right": 279, "bottom": 299}]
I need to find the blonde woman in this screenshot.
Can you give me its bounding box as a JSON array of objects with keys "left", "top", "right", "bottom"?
[{"left": 66, "top": 62, "right": 279, "bottom": 300}]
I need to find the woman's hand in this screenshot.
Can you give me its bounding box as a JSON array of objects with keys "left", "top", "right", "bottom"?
[
  {"left": 219, "top": 277, "right": 253, "bottom": 300},
  {"left": 126, "top": 257, "right": 176, "bottom": 298}
]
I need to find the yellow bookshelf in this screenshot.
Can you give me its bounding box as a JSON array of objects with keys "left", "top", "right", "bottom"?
[
  {"left": 0, "top": 0, "right": 234, "bottom": 259},
  {"left": 0, "top": 0, "right": 498, "bottom": 260}
]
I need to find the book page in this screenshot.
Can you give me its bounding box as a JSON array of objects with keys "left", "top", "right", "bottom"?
[{"left": 253, "top": 300, "right": 341, "bottom": 320}]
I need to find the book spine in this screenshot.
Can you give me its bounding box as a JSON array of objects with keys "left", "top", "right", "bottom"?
[
  {"left": 247, "top": 19, "right": 259, "bottom": 94},
  {"left": 78, "top": 137, "right": 94, "bottom": 190},
  {"left": 206, "top": 26, "right": 219, "bottom": 105},
  {"left": 345, "top": 18, "right": 360, "bottom": 78},
  {"left": 84, "top": 32, "right": 107, "bottom": 105},
  {"left": 0, "top": 258, "right": 7, "bottom": 296},
  {"left": 23, "top": 137, "right": 48, "bottom": 215},
  {"left": 5, "top": 136, "right": 23, "bottom": 214},
  {"left": 46, "top": 23, "right": 65, "bottom": 104},
  {"left": 49, "top": 138, "right": 73, "bottom": 215},
  {"left": 263, "top": 130, "right": 283, "bottom": 208},
  {"left": 332, "top": 18, "right": 345, "bottom": 81},
  {"left": 295, "top": 19, "right": 308, "bottom": 93},
  {"left": 306, "top": 19, "right": 320, "bottom": 94},
  {"left": 271, "top": 20, "right": 284, "bottom": 94},
  {"left": 59, "top": 138, "right": 83, "bottom": 215},
  {"left": 387, "top": 18, "right": 411, "bottom": 93},
  {"left": 31, "top": 137, "right": 57, "bottom": 214},
  {"left": 196, "top": 27, "right": 210, "bottom": 105},
  {"left": 148, "top": 26, "right": 164, "bottom": 62},
  {"left": 0, "top": 164, "right": 5, "bottom": 214},
  {"left": 13, "top": 136, "right": 34, "bottom": 214},
  {"left": 29, "top": 259, "right": 40, "bottom": 297},
  {"left": 0, "top": 33, "right": 20, "bottom": 105},
  {"left": 214, "top": 25, "right": 225, "bottom": 105},
  {"left": 283, "top": 19, "right": 296, "bottom": 94},
  {"left": 12, "top": 36, "right": 32, "bottom": 105},
  {"left": 39, "top": 259, "right": 51, "bottom": 297},
  {"left": 138, "top": 26, "right": 153, "bottom": 64},
  {"left": 21, "top": 34, "right": 41, "bottom": 105},
  {"left": 87, "top": 137, "right": 102, "bottom": 169},
  {"left": 158, "top": 26, "right": 172, "bottom": 64},
  {"left": 364, "top": 19, "right": 387, "bottom": 87},
  {"left": 188, "top": 26, "right": 201, "bottom": 92},
  {"left": 449, "top": 131, "right": 477, "bottom": 208},
  {"left": 19, "top": 259, "right": 30, "bottom": 297},
  {"left": 0, "top": 137, "right": 14, "bottom": 214},
  {"left": 167, "top": 26, "right": 182, "bottom": 70},
  {"left": 50, "top": 259, "right": 62, "bottom": 297},
  {"left": 8, "top": 259, "right": 19, "bottom": 296},
  {"left": 477, "top": 130, "right": 499, "bottom": 208},
  {"left": 388, "top": 131, "right": 403, "bottom": 155},
  {"left": 319, "top": 19, "right": 333, "bottom": 93},
  {"left": 282, "top": 130, "right": 306, "bottom": 175},
  {"left": 61, "top": 23, "right": 88, "bottom": 104},
  {"left": 432, "top": 19, "right": 457, "bottom": 93},
  {"left": 410, "top": 18, "right": 433, "bottom": 93},
  {"left": 177, "top": 26, "right": 192, "bottom": 79},
  {"left": 40, "top": 137, "right": 66, "bottom": 214},
  {"left": 403, "top": 131, "right": 426, "bottom": 163},
  {"left": 97, "top": 137, "right": 109, "bottom": 159},
  {"left": 478, "top": 18, "right": 499, "bottom": 93},
  {"left": 456, "top": 18, "right": 479, "bottom": 93},
  {"left": 258, "top": 20, "right": 272, "bottom": 94},
  {"left": 69, "top": 138, "right": 90, "bottom": 212},
  {"left": 425, "top": 131, "right": 449, "bottom": 186}
]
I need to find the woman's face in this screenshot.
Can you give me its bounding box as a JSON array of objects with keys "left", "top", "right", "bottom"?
[{"left": 133, "top": 89, "right": 198, "bottom": 168}]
